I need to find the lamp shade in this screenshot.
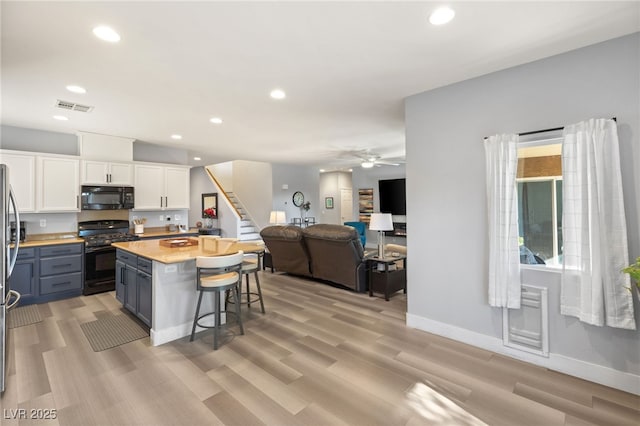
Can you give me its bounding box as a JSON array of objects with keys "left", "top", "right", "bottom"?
[
  {"left": 269, "top": 210, "right": 287, "bottom": 224},
  {"left": 369, "top": 213, "right": 393, "bottom": 231}
]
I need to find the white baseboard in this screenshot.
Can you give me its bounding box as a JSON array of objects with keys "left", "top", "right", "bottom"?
[
  {"left": 150, "top": 321, "right": 193, "bottom": 346},
  {"left": 406, "top": 313, "right": 640, "bottom": 395}
]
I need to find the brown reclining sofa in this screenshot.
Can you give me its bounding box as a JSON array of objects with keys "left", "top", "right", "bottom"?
[{"left": 260, "top": 224, "right": 368, "bottom": 292}]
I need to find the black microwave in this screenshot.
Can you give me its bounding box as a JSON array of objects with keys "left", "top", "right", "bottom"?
[{"left": 81, "top": 185, "right": 134, "bottom": 210}]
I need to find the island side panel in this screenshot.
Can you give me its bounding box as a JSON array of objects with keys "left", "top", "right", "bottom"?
[{"left": 151, "top": 259, "right": 218, "bottom": 346}]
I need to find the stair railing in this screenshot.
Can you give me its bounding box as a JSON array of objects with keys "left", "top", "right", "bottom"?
[{"left": 205, "top": 168, "right": 243, "bottom": 219}]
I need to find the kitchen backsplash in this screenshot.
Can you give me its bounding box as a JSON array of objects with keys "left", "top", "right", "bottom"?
[{"left": 20, "top": 209, "right": 189, "bottom": 236}]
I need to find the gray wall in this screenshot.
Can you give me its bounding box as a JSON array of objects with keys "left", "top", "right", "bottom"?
[
  {"left": 405, "top": 32, "right": 640, "bottom": 379},
  {"left": 271, "top": 163, "right": 320, "bottom": 225},
  {"left": 1, "top": 125, "right": 78, "bottom": 154},
  {"left": 133, "top": 140, "right": 189, "bottom": 165}
]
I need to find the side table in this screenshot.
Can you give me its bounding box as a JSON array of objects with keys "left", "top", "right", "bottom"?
[
  {"left": 367, "top": 255, "right": 407, "bottom": 301},
  {"left": 262, "top": 251, "right": 274, "bottom": 273},
  {"left": 198, "top": 227, "right": 221, "bottom": 236}
]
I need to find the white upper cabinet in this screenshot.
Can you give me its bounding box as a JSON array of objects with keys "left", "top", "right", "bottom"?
[
  {"left": 134, "top": 164, "right": 164, "bottom": 209},
  {"left": 134, "top": 163, "right": 190, "bottom": 210},
  {"left": 164, "top": 167, "right": 190, "bottom": 209},
  {"left": 81, "top": 160, "right": 133, "bottom": 185},
  {"left": 37, "top": 155, "right": 80, "bottom": 212},
  {"left": 0, "top": 151, "right": 36, "bottom": 212}
]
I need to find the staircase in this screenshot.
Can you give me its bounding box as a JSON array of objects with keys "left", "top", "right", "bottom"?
[{"left": 226, "top": 192, "right": 262, "bottom": 242}]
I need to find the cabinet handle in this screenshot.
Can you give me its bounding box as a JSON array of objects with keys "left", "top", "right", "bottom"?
[
  {"left": 52, "top": 281, "right": 71, "bottom": 287},
  {"left": 77, "top": 195, "right": 79, "bottom": 209},
  {"left": 160, "top": 196, "right": 163, "bottom": 208},
  {"left": 52, "top": 263, "right": 72, "bottom": 268},
  {"left": 165, "top": 196, "right": 168, "bottom": 207}
]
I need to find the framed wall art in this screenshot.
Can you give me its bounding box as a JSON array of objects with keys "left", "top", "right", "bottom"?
[
  {"left": 358, "top": 188, "right": 374, "bottom": 223},
  {"left": 325, "top": 197, "right": 334, "bottom": 209}
]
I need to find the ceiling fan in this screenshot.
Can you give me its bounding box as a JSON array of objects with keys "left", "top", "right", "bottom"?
[
  {"left": 356, "top": 152, "right": 403, "bottom": 168},
  {"left": 326, "top": 148, "right": 405, "bottom": 169}
]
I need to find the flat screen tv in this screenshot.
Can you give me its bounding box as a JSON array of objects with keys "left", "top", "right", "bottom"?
[{"left": 378, "top": 178, "right": 406, "bottom": 215}]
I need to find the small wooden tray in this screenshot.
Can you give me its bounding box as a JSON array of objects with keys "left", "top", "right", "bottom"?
[{"left": 159, "top": 237, "right": 199, "bottom": 248}]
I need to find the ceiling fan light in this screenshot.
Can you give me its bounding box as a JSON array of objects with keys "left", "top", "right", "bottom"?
[
  {"left": 93, "top": 25, "right": 121, "bottom": 42},
  {"left": 270, "top": 89, "right": 286, "bottom": 100},
  {"left": 429, "top": 7, "right": 455, "bottom": 26},
  {"left": 361, "top": 161, "right": 374, "bottom": 168}
]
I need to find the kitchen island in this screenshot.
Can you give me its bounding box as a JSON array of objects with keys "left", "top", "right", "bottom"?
[{"left": 111, "top": 238, "right": 264, "bottom": 346}]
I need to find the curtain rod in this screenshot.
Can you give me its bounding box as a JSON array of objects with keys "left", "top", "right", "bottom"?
[{"left": 483, "top": 117, "right": 617, "bottom": 140}]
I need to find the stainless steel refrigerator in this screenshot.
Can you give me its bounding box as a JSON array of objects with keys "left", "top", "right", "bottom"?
[{"left": 1, "top": 164, "right": 21, "bottom": 393}]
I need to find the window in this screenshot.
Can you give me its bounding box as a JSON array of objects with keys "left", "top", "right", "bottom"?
[{"left": 516, "top": 141, "right": 562, "bottom": 266}]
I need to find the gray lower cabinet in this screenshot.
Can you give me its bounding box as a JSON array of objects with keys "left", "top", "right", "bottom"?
[
  {"left": 116, "top": 249, "right": 152, "bottom": 327},
  {"left": 39, "top": 243, "right": 83, "bottom": 301},
  {"left": 136, "top": 270, "right": 152, "bottom": 326},
  {"left": 8, "top": 243, "right": 83, "bottom": 305},
  {"left": 115, "top": 261, "right": 125, "bottom": 303},
  {"left": 9, "top": 248, "right": 37, "bottom": 305}
]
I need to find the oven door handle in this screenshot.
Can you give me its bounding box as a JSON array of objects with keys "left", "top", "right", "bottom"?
[{"left": 85, "top": 245, "right": 116, "bottom": 254}]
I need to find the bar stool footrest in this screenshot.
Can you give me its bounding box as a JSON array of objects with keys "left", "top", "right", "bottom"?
[{"left": 193, "top": 310, "right": 241, "bottom": 330}]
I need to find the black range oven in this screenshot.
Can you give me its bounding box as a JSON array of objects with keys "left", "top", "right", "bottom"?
[{"left": 79, "top": 220, "right": 139, "bottom": 295}]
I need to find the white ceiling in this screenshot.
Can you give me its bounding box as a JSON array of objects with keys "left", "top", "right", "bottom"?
[{"left": 2, "top": 1, "right": 639, "bottom": 168}]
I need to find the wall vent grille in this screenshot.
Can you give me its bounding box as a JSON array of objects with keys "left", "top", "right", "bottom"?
[
  {"left": 55, "top": 99, "right": 94, "bottom": 113},
  {"left": 503, "top": 284, "right": 549, "bottom": 357}
]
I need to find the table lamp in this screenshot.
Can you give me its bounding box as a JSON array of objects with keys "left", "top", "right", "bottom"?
[
  {"left": 269, "top": 210, "right": 287, "bottom": 225},
  {"left": 369, "top": 213, "right": 393, "bottom": 258}
]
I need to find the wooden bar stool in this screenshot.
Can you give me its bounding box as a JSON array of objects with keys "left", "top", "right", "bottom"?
[
  {"left": 242, "top": 252, "right": 266, "bottom": 313},
  {"left": 190, "top": 251, "right": 244, "bottom": 349},
  {"left": 226, "top": 251, "right": 266, "bottom": 314}
]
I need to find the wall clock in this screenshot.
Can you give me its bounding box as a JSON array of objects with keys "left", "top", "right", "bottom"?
[{"left": 292, "top": 191, "right": 305, "bottom": 207}]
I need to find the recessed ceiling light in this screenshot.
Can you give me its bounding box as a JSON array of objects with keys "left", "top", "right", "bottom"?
[
  {"left": 209, "top": 117, "right": 223, "bottom": 124},
  {"left": 429, "top": 6, "right": 455, "bottom": 25},
  {"left": 66, "top": 85, "right": 86, "bottom": 94},
  {"left": 193, "top": 157, "right": 201, "bottom": 161},
  {"left": 93, "top": 25, "right": 121, "bottom": 42},
  {"left": 171, "top": 134, "right": 182, "bottom": 140},
  {"left": 270, "top": 89, "right": 286, "bottom": 100},
  {"left": 53, "top": 115, "right": 68, "bottom": 121},
  {"left": 319, "top": 169, "right": 325, "bottom": 173}
]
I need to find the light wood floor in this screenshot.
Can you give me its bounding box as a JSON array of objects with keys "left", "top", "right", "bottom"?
[{"left": 1, "top": 271, "right": 638, "bottom": 426}]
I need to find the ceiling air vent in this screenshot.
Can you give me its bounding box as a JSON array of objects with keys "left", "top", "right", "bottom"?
[{"left": 55, "top": 99, "right": 94, "bottom": 113}]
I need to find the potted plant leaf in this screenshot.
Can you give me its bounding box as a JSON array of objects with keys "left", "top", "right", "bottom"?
[{"left": 623, "top": 257, "right": 640, "bottom": 291}]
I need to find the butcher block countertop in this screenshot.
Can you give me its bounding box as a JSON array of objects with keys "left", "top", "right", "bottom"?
[
  {"left": 16, "top": 234, "right": 84, "bottom": 248},
  {"left": 15, "top": 228, "right": 199, "bottom": 249},
  {"left": 112, "top": 238, "right": 264, "bottom": 264}
]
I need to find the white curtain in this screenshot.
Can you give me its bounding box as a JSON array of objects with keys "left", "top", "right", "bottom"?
[
  {"left": 561, "top": 118, "right": 635, "bottom": 330},
  {"left": 484, "top": 134, "right": 521, "bottom": 308}
]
